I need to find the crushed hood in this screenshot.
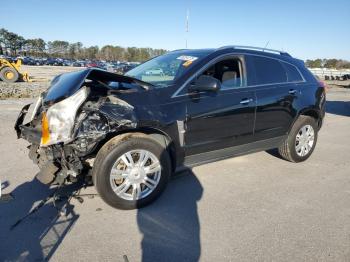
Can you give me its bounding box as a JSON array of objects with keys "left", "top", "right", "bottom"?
[{"left": 43, "top": 68, "right": 152, "bottom": 103}]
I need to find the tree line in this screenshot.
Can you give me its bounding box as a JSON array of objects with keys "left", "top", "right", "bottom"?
[
  {"left": 2, "top": 27, "right": 349, "bottom": 67},
  {"left": 0, "top": 28, "right": 167, "bottom": 62},
  {"left": 305, "top": 59, "right": 350, "bottom": 69}
]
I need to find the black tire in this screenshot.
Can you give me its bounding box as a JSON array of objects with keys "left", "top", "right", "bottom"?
[
  {"left": 0, "top": 67, "right": 19, "bottom": 83},
  {"left": 93, "top": 133, "right": 171, "bottom": 210},
  {"left": 278, "top": 116, "right": 318, "bottom": 162}
]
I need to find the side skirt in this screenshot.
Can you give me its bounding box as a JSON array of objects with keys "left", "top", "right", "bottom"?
[{"left": 176, "top": 135, "right": 286, "bottom": 171}]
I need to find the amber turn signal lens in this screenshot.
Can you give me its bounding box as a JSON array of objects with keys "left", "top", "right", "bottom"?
[{"left": 41, "top": 112, "right": 50, "bottom": 145}]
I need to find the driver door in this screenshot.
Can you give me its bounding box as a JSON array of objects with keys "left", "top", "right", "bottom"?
[{"left": 184, "top": 56, "right": 256, "bottom": 157}]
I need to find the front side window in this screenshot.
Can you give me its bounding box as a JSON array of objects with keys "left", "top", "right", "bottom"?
[
  {"left": 199, "top": 58, "right": 245, "bottom": 90},
  {"left": 126, "top": 51, "right": 212, "bottom": 88}
]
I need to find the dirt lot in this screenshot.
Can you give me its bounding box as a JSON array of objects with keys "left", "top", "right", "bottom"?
[
  {"left": 0, "top": 87, "right": 349, "bottom": 261},
  {"left": 0, "top": 66, "right": 81, "bottom": 99}
]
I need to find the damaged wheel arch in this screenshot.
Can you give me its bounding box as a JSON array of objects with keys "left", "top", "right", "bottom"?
[{"left": 90, "top": 128, "right": 177, "bottom": 172}]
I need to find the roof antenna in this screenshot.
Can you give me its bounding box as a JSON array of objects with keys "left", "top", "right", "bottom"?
[{"left": 263, "top": 41, "right": 270, "bottom": 51}]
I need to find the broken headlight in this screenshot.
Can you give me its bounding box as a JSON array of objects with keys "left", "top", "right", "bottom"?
[{"left": 41, "top": 87, "right": 88, "bottom": 146}]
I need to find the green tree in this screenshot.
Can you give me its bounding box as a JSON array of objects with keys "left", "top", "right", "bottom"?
[
  {"left": 335, "top": 59, "right": 350, "bottom": 69},
  {"left": 48, "top": 40, "right": 69, "bottom": 57},
  {"left": 305, "top": 59, "right": 322, "bottom": 68},
  {"left": 84, "top": 46, "right": 99, "bottom": 60},
  {"left": 0, "top": 28, "right": 9, "bottom": 55},
  {"left": 68, "top": 42, "right": 83, "bottom": 59},
  {"left": 0, "top": 27, "right": 169, "bottom": 61},
  {"left": 126, "top": 47, "right": 138, "bottom": 61},
  {"left": 0, "top": 29, "right": 25, "bottom": 55},
  {"left": 324, "top": 59, "right": 338, "bottom": 68},
  {"left": 24, "top": 38, "right": 46, "bottom": 56},
  {"left": 99, "top": 45, "right": 116, "bottom": 60},
  {"left": 113, "top": 46, "right": 126, "bottom": 61}
]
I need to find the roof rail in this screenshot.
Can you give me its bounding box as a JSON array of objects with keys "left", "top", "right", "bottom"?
[{"left": 218, "top": 45, "right": 291, "bottom": 57}]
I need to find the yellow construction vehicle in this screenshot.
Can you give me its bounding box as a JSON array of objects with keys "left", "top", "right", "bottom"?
[{"left": 0, "top": 58, "right": 31, "bottom": 83}]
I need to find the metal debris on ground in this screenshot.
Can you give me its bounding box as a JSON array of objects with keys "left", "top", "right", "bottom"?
[{"left": 9, "top": 182, "right": 99, "bottom": 230}]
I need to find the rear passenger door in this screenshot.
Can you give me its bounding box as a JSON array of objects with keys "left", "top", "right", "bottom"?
[{"left": 246, "top": 55, "right": 305, "bottom": 141}]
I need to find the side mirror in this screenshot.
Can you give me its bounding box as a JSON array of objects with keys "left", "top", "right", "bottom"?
[{"left": 189, "top": 75, "right": 221, "bottom": 92}]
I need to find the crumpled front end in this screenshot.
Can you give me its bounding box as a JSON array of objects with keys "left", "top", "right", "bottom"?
[
  {"left": 14, "top": 69, "right": 142, "bottom": 185},
  {"left": 15, "top": 105, "right": 86, "bottom": 185}
]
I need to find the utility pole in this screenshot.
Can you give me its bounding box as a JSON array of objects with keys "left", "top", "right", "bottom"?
[{"left": 185, "top": 8, "right": 189, "bottom": 48}]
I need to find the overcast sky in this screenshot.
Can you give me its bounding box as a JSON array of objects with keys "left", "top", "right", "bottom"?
[{"left": 2, "top": 0, "right": 350, "bottom": 60}]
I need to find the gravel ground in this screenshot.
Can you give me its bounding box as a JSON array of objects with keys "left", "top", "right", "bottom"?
[
  {"left": 0, "top": 66, "right": 82, "bottom": 99},
  {"left": 0, "top": 81, "right": 49, "bottom": 99},
  {"left": 21, "top": 65, "right": 82, "bottom": 81}
]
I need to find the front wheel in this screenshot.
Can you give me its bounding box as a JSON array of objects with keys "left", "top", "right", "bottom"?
[
  {"left": 278, "top": 116, "right": 318, "bottom": 162},
  {"left": 93, "top": 133, "right": 171, "bottom": 209}
]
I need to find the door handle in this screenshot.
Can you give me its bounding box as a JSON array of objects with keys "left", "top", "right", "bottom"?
[
  {"left": 289, "top": 89, "right": 297, "bottom": 95},
  {"left": 240, "top": 98, "right": 253, "bottom": 104}
]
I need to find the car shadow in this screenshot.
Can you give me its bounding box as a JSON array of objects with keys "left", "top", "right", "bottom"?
[
  {"left": 265, "top": 148, "right": 284, "bottom": 160},
  {"left": 137, "top": 169, "right": 203, "bottom": 262},
  {"left": 326, "top": 100, "right": 350, "bottom": 117},
  {"left": 0, "top": 178, "right": 82, "bottom": 261}
]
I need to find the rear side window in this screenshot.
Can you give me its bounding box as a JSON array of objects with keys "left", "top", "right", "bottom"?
[
  {"left": 252, "top": 56, "right": 287, "bottom": 85},
  {"left": 251, "top": 56, "right": 304, "bottom": 85},
  {"left": 281, "top": 62, "right": 303, "bottom": 82}
]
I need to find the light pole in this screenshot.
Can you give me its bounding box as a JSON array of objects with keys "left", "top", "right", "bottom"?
[{"left": 185, "top": 8, "right": 189, "bottom": 48}]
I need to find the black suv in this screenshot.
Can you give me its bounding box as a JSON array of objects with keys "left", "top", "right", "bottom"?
[{"left": 15, "top": 46, "right": 326, "bottom": 209}]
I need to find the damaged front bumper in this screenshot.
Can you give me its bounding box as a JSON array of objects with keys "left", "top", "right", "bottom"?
[
  {"left": 14, "top": 69, "right": 142, "bottom": 186},
  {"left": 14, "top": 99, "right": 137, "bottom": 186},
  {"left": 14, "top": 104, "right": 41, "bottom": 144},
  {"left": 14, "top": 104, "right": 85, "bottom": 185}
]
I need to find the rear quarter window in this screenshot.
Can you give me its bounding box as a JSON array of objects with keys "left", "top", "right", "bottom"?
[{"left": 281, "top": 62, "right": 304, "bottom": 82}]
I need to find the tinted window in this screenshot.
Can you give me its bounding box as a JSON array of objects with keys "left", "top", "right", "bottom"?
[
  {"left": 281, "top": 62, "right": 303, "bottom": 82},
  {"left": 252, "top": 56, "right": 287, "bottom": 85}
]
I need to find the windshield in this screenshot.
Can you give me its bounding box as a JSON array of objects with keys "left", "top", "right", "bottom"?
[{"left": 125, "top": 50, "right": 212, "bottom": 87}]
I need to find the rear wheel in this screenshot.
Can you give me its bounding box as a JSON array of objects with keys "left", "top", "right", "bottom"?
[
  {"left": 93, "top": 133, "right": 171, "bottom": 209},
  {"left": 278, "top": 116, "right": 318, "bottom": 162},
  {"left": 0, "top": 67, "right": 19, "bottom": 83}
]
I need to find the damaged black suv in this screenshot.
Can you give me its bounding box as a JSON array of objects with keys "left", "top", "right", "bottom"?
[{"left": 15, "top": 46, "right": 326, "bottom": 209}]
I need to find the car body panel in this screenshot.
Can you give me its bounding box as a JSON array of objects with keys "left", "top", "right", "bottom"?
[
  {"left": 184, "top": 87, "right": 256, "bottom": 155},
  {"left": 14, "top": 47, "right": 325, "bottom": 185}
]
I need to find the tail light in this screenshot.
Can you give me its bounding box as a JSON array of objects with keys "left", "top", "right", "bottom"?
[{"left": 318, "top": 80, "right": 328, "bottom": 92}]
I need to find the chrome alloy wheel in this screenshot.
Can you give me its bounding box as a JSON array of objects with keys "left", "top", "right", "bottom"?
[
  {"left": 110, "top": 149, "right": 161, "bottom": 201},
  {"left": 295, "top": 124, "right": 315, "bottom": 157}
]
